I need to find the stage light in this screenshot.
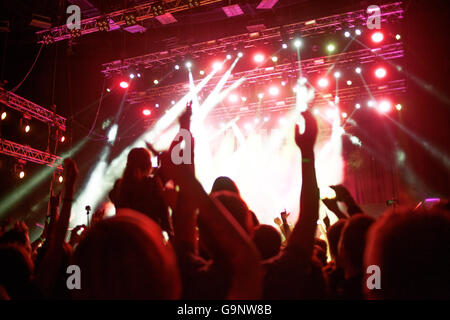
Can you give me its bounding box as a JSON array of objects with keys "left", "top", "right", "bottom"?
[
  {"left": 263, "top": 116, "right": 269, "bottom": 122},
  {"left": 174, "top": 64, "right": 180, "bottom": 70},
  {"left": 213, "top": 61, "right": 223, "bottom": 70},
  {"left": 375, "top": 67, "right": 387, "bottom": 78},
  {"left": 326, "top": 108, "right": 337, "bottom": 119},
  {"left": 137, "top": 73, "right": 141, "bottom": 78},
  {"left": 254, "top": 53, "right": 264, "bottom": 63},
  {"left": 269, "top": 86, "right": 279, "bottom": 96},
  {"left": 185, "top": 61, "right": 192, "bottom": 68},
  {"left": 1, "top": 111, "right": 6, "bottom": 120},
  {"left": 124, "top": 12, "right": 137, "bottom": 26},
  {"left": 228, "top": 94, "right": 238, "bottom": 103},
  {"left": 278, "top": 117, "right": 286, "bottom": 125},
  {"left": 254, "top": 117, "right": 260, "bottom": 124},
  {"left": 293, "top": 39, "right": 302, "bottom": 48},
  {"left": 171, "top": 100, "right": 175, "bottom": 105},
  {"left": 281, "top": 81, "right": 287, "bottom": 86},
  {"left": 341, "top": 112, "right": 348, "bottom": 118},
  {"left": 25, "top": 125, "right": 30, "bottom": 133},
  {"left": 151, "top": 2, "right": 165, "bottom": 16},
  {"left": 346, "top": 80, "right": 352, "bottom": 85},
  {"left": 378, "top": 100, "right": 392, "bottom": 113},
  {"left": 367, "top": 100, "right": 375, "bottom": 107},
  {"left": 120, "top": 81, "right": 129, "bottom": 88},
  {"left": 237, "top": 52, "right": 243, "bottom": 57},
  {"left": 96, "top": 17, "right": 110, "bottom": 32},
  {"left": 396, "top": 103, "right": 402, "bottom": 111},
  {"left": 355, "top": 67, "right": 362, "bottom": 74},
  {"left": 313, "top": 108, "right": 319, "bottom": 115},
  {"left": 58, "top": 175, "right": 64, "bottom": 183},
  {"left": 155, "top": 103, "right": 159, "bottom": 108},
  {"left": 60, "top": 136, "right": 65, "bottom": 143},
  {"left": 187, "top": 0, "right": 200, "bottom": 9},
  {"left": 142, "top": 108, "right": 151, "bottom": 116},
  {"left": 244, "top": 123, "right": 252, "bottom": 131},
  {"left": 226, "top": 54, "right": 232, "bottom": 60},
  {"left": 371, "top": 31, "right": 384, "bottom": 43},
  {"left": 318, "top": 78, "right": 329, "bottom": 88},
  {"left": 241, "top": 96, "right": 247, "bottom": 102},
  {"left": 153, "top": 79, "right": 159, "bottom": 85},
  {"left": 355, "top": 103, "right": 361, "bottom": 109},
  {"left": 282, "top": 43, "right": 288, "bottom": 49},
  {"left": 19, "top": 171, "right": 25, "bottom": 179},
  {"left": 106, "top": 88, "right": 111, "bottom": 93},
  {"left": 327, "top": 43, "right": 336, "bottom": 53},
  {"left": 395, "top": 34, "right": 401, "bottom": 40},
  {"left": 129, "top": 73, "right": 135, "bottom": 79},
  {"left": 344, "top": 31, "right": 351, "bottom": 38},
  {"left": 334, "top": 71, "right": 341, "bottom": 79},
  {"left": 299, "top": 77, "right": 307, "bottom": 85},
  {"left": 271, "top": 56, "right": 278, "bottom": 62},
  {"left": 257, "top": 93, "right": 264, "bottom": 99},
  {"left": 199, "top": 70, "right": 205, "bottom": 75},
  {"left": 355, "top": 29, "right": 362, "bottom": 36}
]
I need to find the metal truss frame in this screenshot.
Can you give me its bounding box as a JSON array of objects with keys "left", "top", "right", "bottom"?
[
  {"left": 0, "top": 138, "right": 63, "bottom": 170},
  {"left": 0, "top": 88, "right": 66, "bottom": 131},
  {"left": 35, "top": 0, "right": 222, "bottom": 44},
  {"left": 101, "top": 2, "right": 403, "bottom": 76},
  {"left": 126, "top": 42, "right": 404, "bottom": 104}
]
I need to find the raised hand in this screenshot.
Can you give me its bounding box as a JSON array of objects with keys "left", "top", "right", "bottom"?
[
  {"left": 63, "top": 158, "right": 78, "bottom": 190},
  {"left": 330, "top": 184, "right": 356, "bottom": 206},
  {"left": 179, "top": 100, "right": 193, "bottom": 130},
  {"left": 294, "top": 110, "right": 318, "bottom": 158}
]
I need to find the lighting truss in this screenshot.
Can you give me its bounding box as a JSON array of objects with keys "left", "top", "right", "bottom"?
[
  {"left": 126, "top": 42, "right": 404, "bottom": 104},
  {"left": 0, "top": 138, "right": 63, "bottom": 170},
  {"left": 101, "top": 2, "right": 403, "bottom": 76},
  {"left": 35, "top": 0, "right": 222, "bottom": 44},
  {"left": 0, "top": 88, "right": 66, "bottom": 131}
]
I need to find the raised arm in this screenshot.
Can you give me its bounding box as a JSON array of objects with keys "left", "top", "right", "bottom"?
[
  {"left": 286, "top": 111, "right": 320, "bottom": 260},
  {"left": 158, "top": 151, "right": 262, "bottom": 299}
]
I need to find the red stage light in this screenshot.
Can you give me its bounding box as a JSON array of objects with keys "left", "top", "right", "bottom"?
[
  {"left": 269, "top": 86, "right": 279, "bottom": 96},
  {"left": 142, "top": 108, "right": 151, "bottom": 116},
  {"left": 377, "top": 100, "right": 392, "bottom": 113},
  {"left": 253, "top": 53, "right": 265, "bottom": 63},
  {"left": 375, "top": 67, "right": 387, "bottom": 79},
  {"left": 120, "top": 81, "right": 129, "bottom": 88},
  {"left": 371, "top": 31, "right": 384, "bottom": 43},
  {"left": 317, "top": 78, "right": 329, "bottom": 88}
]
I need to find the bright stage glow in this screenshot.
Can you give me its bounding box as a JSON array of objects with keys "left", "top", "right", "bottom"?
[
  {"left": 226, "top": 54, "right": 232, "bottom": 60},
  {"left": 237, "top": 52, "right": 243, "bottom": 57},
  {"left": 59, "top": 176, "right": 63, "bottom": 183},
  {"left": 334, "top": 71, "right": 341, "bottom": 79},
  {"left": 228, "top": 93, "right": 238, "bottom": 103},
  {"left": 258, "top": 93, "right": 264, "bottom": 99},
  {"left": 327, "top": 43, "right": 336, "bottom": 53},
  {"left": 129, "top": 73, "right": 135, "bottom": 79},
  {"left": 375, "top": 67, "right": 387, "bottom": 78},
  {"left": 293, "top": 39, "right": 302, "bottom": 48},
  {"left": 263, "top": 116, "right": 269, "bottom": 122},
  {"left": 142, "top": 108, "right": 151, "bottom": 116},
  {"left": 318, "top": 78, "right": 329, "bottom": 88},
  {"left": 119, "top": 81, "right": 129, "bottom": 88},
  {"left": 106, "top": 88, "right": 111, "bottom": 93},
  {"left": 282, "top": 43, "right": 288, "bottom": 49},
  {"left": 341, "top": 112, "right": 347, "bottom": 118},
  {"left": 241, "top": 96, "right": 247, "bottom": 102},
  {"left": 396, "top": 103, "right": 402, "bottom": 111},
  {"left": 371, "top": 31, "right": 384, "bottom": 43},
  {"left": 199, "top": 70, "right": 205, "bottom": 75},
  {"left": 355, "top": 103, "right": 361, "bottom": 109},
  {"left": 60, "top": 136, "right": 65, "bottom": 143},
  {"left": 377, "top": 100, "right": 392, "bottom": 113},
  {"left": 355, "top": 67, "right": 362, "bottom": 74},
  {"left": 254, "top": 53, "right": 265, "bottom": 63},
  {"left": 395, "top": 34, "right": 401, "bottom": 40},
  {"left": 19, "top": 171, "right": 25, "bottom": 179},
  {"left": 1, "top": 112, "right": 6, "bottom": 120},
  {"left": 153, "top": 79, "right": 159, "bottom": 85},
  {"left": 271, "top": 56, "right": 278, "bottom": 62},
  {"left": 107, "top": 124, "right": 118, "bottom": 143},
  {"left": 367, "top": 100, "right": 375, "bottom": 107},
  {"left": 346, "top": 80, "right": 352, "bottom": 85},
  {"left": 25, "top": 125, "right": 30, "bottom": 133},
  {"left": 185, "top": 61, "right": 192, "bottom": 68},
  {"left": 355, "top": 29, "right": 362, "bottom": 36},
  {"left": 313, "top": 108, "right": 319, "bottom": 115},
  {"left": 213, "top": 61, "right": 223, "bottom": 70},
  {"left": 269, "top": 86, "right": 279, "bottom": 96},
  {"left": 344, "top": 31, "right": 351, "bottom": 38},
  {"left": 174, "top": 64, "right": 180, "bottom": 70}
]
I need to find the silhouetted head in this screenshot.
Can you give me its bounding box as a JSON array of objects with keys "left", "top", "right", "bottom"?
[
  {"left": 211, "top": 191, "right": 253, "bottom": 235},
  {"left": 253, "top": 225, "right": 281, "bottom": 260},
  {"left": 364, "top": 207, "right": 450, "bottom": 299},
  {"left": 210, "top": 176, "right": 240, "bottom": 195},
  {"left": 338, "top": 214, "right": 375, "bottom": 277},
  {"left": 124, "top": 148, "right": 152, "bottom": 179},
  {"left": 72, "top": 209, "right": 180, "bottom": 299},
  {"left": 0, "top": 228, "right": 31, "bottom": 255},
  {"left": 327, "top": 219, "right": 346, "bottom": 261},
  {"left": 0, "top": 244, "right": 34, "bottom": 299}
]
